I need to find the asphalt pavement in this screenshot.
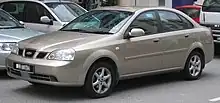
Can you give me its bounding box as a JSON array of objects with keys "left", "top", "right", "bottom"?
[{"left": 0, "top": 57, "right": 220, "bottom": 103}]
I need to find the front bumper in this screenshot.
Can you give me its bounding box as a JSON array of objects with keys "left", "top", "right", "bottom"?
[
  {"left": 6, "top": 54, "right": 85, "bottom": 86},
  {"left": 0, "top": 51, "right": 10, "bottom": 70},
  {"left": 212, "top": 30, "right": 220, "bottom": 43},
  {"left": 200, "top": 24, "right": 220, "bottom": 43}
]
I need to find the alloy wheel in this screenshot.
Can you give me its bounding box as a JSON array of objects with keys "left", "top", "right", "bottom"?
[
  {"left": 92, "top": 67, "right": 112, "bottom": 94},
  {"left": 188, "top": 55, "right": 202, "bottom": 77}
]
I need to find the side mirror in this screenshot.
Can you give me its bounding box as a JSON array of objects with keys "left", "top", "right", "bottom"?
[
  {"left": 19, "top": 21, "right": 24, "bottom": 25},
  {"left": 128, "top": 28, "right": 145, "bottom": 38},
  {"left": 40, "top": 16, "right": 53, "bottom": 25}
]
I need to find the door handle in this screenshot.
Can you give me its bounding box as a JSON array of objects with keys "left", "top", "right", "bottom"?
[
  {"left": 185, "top": 34, "right": 189, "bottom": 38},
  {"left": 153, "top": 38, "right": 160, "bottom": 42}
]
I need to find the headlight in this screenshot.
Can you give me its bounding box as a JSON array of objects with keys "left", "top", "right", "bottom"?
[
  {"left": 47, "top": 49, "right": 75, "bottom": 61},
  {"left": 11, "top": 43, "right": 19, "bottom": 54},
  {"left": 0, "top": 42, "right": 17, "bottom": 51}
]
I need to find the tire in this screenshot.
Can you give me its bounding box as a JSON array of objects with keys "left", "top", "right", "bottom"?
[
  {"left": 84, "top": 62, "right": 116, "bottom": 98},
  {"left": 182, "top": 51, "right": 205, "bottom": 80}
]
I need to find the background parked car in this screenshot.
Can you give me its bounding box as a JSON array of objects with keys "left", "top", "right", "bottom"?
[
  {"left": 176, "top": 5, "right": 201, "bottom": 23},
  {"left": 0, "top": 0, "right": 87, "bottom": 33},
  {"left": 73, "top": 0, "right": 117, "bottom": 10},
  {"left": 200, "top": 0, "right": 220, "bottom": 53},
  {"left": 0, "top": 9, "right": 43, "bottom": 70}
]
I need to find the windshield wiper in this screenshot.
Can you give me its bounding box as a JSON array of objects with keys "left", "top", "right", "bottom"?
[
  {"left": 87, "top": 31, "right": 113, "bottom": 34},
  {"left": 62, "top": 29, "right": 113, "bottom": 34},
  {"left": 0, "top": 26, "right": 24, "bottom": 29},
  {"left": 62, "top": 29, "right": 90, "bottom": 33}
]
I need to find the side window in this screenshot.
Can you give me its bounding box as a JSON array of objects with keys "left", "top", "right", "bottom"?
[
  {"left": 128, "top": 11, "right": 160, "bottom": 35},
  {"left": 1, "top": 2, "right": 25, "bottom": 21},
  {"left": 25, "top": 2, "right": 55, "bottom": 23},
  {"left": 179, "top": 14, "right": 194, "bottom": 29},
  {"left": 158, "top": 10, "right": 193, "bottom": 32},
  {"left": 36, "top": 3, "right": 56, "bottom": 21}
]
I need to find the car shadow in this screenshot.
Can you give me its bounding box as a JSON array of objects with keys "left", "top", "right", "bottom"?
[
  {"left": 214, "top": 55, "right": 220, "bottom": 59},
  {"left": 11, "top": 72, "right": 208, "bottom": 102},
  {"left": 114, "top": 72, "right": 184, "bottom": 93},
  {"left": 0, "top": 70, "right": 12, "bottom": 80},
  {"left": 13, "top": 85, "right": 86, "bottom": 101}
]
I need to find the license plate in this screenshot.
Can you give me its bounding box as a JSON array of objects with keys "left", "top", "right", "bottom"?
[
  {"left": 14, "top": 63, "right": 34, "bottom": 73},
  {"left": 21, "top": 71, "right": 30, "bottom": 78}
]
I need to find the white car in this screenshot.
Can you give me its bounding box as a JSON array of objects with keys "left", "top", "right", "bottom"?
[{"left": 0, "top": 0, "right": 87, "bottom": 33}]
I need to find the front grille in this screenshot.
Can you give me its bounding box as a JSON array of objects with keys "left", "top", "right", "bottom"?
[
  {"left": 36, "top": 52, "right": 48, "bottom": 59},
  {"left": 8, "top": 68, "right": 21, "bottom": 76},
  {"left": 24, "top": 49, "right": 36, "bottom": 58},
  {"left": 212, "top": 31, "right": 220, "bottom": 35},
  {"left": 18, "top": 48, "right": 48, "bottom": 59},
  {"left": 30, "top": 74, "right": 58, "bottom": 82},
  {"left": 214, "top": 36, "right": 217, "bottom": 40},
  {"left": 18, "top": 49, "right": 23, "bottom": 56},
  {"left": 8, "top": 67, "right": 58, "bottom": 82},
  {"left": 201, "top": 24, "right": 220, "bottom": 30}
]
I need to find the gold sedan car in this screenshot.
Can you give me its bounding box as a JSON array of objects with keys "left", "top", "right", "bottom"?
[{"left": 6, "top": 7, "right": 214, "bottom": 98}]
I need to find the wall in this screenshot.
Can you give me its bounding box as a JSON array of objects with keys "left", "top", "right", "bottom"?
[
  {"left": 119, "top": 0, "right": 158, "bottom": 7},
  {"left": 165, "top": 0, "right": 172, "bottom": 8},
  {"left": 119, "top": 0, "right": 136, "bottom": 6},
  {"left": 119, "top": 0, "right": 173, "bottom": 8},
  {"left": 172, "top": 0, "right": 195, "bottom": 7}
]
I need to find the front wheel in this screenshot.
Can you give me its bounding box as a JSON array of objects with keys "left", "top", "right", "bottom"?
[
  {"left": 84, "top": 62, "right": 116, "bottom": 98},
  {"left": 182, "top": 51, "right": 205, "bottom": 80}
]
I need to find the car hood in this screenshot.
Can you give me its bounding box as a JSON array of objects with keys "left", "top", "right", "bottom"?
[
  {"left": 19, "top": 31, "right": 110, "bottom": 52},
  {"left": 0, "top": 28, "right": 44, "bottom": 42}
]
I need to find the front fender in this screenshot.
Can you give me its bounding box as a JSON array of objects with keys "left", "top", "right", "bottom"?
[{"left": 79, "top": 49, "right": 120, "bottom": 83}]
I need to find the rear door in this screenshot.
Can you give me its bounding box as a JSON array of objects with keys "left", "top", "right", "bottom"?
[{"left": 157, "top": 10, "right": 195, "bottom": 69}]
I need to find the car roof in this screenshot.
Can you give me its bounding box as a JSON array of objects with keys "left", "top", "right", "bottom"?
[
  {"left": 0, "top": 0, "right": 73, "bottom": 4},
  {"left": 175, "top": 5, "right": 201, "bottom": 9},
  {"left": 93, "top": 6, "right": 142, "bottom": 12},
  {"left": 93, "top": 6, "right": 182, "bottom": 13}
]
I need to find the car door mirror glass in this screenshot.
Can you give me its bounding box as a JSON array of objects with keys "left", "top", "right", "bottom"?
[
  {"left": 40, "top": 16, "right": 53, "bottom": 25},
  {"left": 129, "top": 28, "right": 145, "bottom": 38}
]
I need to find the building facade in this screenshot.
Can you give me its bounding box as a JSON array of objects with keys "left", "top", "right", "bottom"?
[{"left": 119, "top": 0, "right": 199, "bottom": 8}]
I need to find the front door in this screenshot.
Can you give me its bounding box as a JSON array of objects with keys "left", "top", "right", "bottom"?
[
  {"left": 24, "top": 2, "right": 61, "bottom": 33},
  {"left": 121, "top": 11, "right": 164, "bottom": 75}
]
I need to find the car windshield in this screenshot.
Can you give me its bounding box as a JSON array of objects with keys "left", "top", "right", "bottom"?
[
  {"left": 61, "top": 10, "right": 133, "bottom": 34},
  {"left": 203, "top": 0, "right": 220, "bottom": 12},
  {"left": 0, "top": 10, "right": 22, "bottom": 29},
  {"left": 46, "top": 3, "right": 87, "bottom": 22}
]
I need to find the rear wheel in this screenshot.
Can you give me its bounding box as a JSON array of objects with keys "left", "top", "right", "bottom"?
[
  {"left": 182, "top": 51, "right": 204, "bottom": 80},
  {"left": 84, "top": 62, "right": 116, "bottom": 98}
]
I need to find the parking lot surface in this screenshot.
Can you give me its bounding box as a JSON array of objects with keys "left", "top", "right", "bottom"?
[{"left": 0, "top": 57, "right": 220, "bottom": 103}]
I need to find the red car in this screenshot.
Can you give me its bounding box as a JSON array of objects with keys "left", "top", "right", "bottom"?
[{"left": 176, "top": 5, "right": 201, "bottom": 23}]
